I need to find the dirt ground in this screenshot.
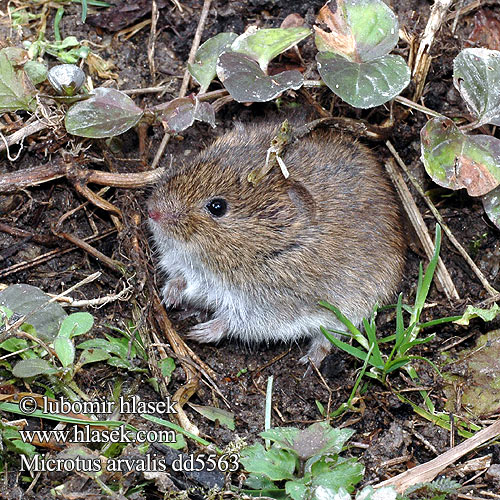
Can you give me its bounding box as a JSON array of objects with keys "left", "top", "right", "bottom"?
[{"left": 1, "top": 0, "right": 500, "bottom": 498}]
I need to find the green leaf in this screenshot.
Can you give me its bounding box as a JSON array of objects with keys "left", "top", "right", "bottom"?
[
  {"left": 79, "top": 348, "right": 111, "bottom": 366},
  {"left": 421, "top": 117, "right": 500, "bottom": 196},
  {"left": 157, "top": 96, "right": 215, "bottom": 132},
  {"left": 311, "top": 458, "right": 364, "bottom": 491},
  {"left": 314, "top": 0, "right": 399, "bottom": 63},
  {"left": 12, "top": 358, "right": 56, "bottom": 378},
  {"left": 107, "top": 357, "right": 133, "bottom": 370},
  {"left": 77, "top": 338, "right": 127, "bottom": 358},
  {"left": 232, "top": 27, "right": 311, "bottom": 71},
  {"left": 240, "top": 443, "right": 296, "bottom": 481},
  {"left": 482, "top": 185, "right": 500, "bottom": 229},
  {"left": 245, "top": 473, "right": 277, "bottom": 490},
  {"left": 454, "top": 303, "right": 500, "bottom": 326},
  {"left": 188, "top": 32, "right": 237, "bottom": 92},
  {"left": 54, "top": 336, "right": 75, "bottom": 367},
  {"left": 190, "top": 404, "right": 235, "bottom": 430},
  {"left": 453, "top": 48, "right": 500, "bottom": 127},
  {"left": 0, "top": 284, "right": 67, "bottom": 341},
  {"left": 317, "top": 52, "right": 410, "bottom": 108},
  {"left": 65, "top": 87, "right": 143, "bottom": 138},
  {"left": 59, "top": 312, "right": 94, "bottom": 338},
  {"left": 261, "top": 423, "right": 354, "bottom": 461},
  {"left": 217, "top": 52, "right": 303, "bottom": 102},
  {"left": 159, "top": 357, "right": 176, "bottom": 378},
  {"left": 0, "top": 52, "right": 36, "bottom": 112},
  {"left": 23, "top": 60, "right": 47, "bottom": 85},
  {"left": 0, "top": 337, "right": 29, "bottom": 353}
]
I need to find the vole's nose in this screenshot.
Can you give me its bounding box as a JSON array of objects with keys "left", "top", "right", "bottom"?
[{"left": 148, "top": 209, "right": 162, "bottom": 221}]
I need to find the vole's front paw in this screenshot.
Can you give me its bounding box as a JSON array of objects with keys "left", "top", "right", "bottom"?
[
  {"left": 162, "top": 277, "right": 186, "bottom": 308},
  {"left": 186, "top": 318, "right": 227, "bottom": 344}
]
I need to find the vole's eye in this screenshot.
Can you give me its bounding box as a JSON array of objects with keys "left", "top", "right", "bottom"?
[{"left": 206, "top": 198, "right": 228, "bottom": 217}]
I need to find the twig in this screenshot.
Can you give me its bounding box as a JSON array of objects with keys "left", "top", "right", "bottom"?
[
  {"left": 293, "top": 116, "right": 393, "bottom": 141},
  {"left": 413, "top": 0, "right": 455, "bottom": 100},
  {"left": 386, "top": 141, "right": 499, "bottom": 298},
  {"left": 53, "top": 231, "right": 126, "bottom": 275},
  {"left": 0, "top": 119, "right": 49, "bottom": 153},
  {"left": 376, "top": 419, "right": 500, "bottom": 493},
  {"left": 151, "top": 0, "right": 213, "bottom": 169},
  {"left": 0, "top": 159, "right": 164, "bottom": 193},
  {"left": 394, "top": 96, "right": 446, "bottom": 119},
  {"left": 384, "top": 156, "right": 460, "bottom": 301},
  {"left": 152, "top": 291, "right": 216, "bottom": 380},
  {"left": 0, "top": 229, "right": 117, "bottom": 279},
  {"left": 147, "top": 0, "right": 160, "bottom": 84},
  {"left": 178, "top": 0, "right": 213, "bottom": 98}
]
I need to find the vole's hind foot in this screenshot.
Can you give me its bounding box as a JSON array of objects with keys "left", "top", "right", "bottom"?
[
  {"left": 186, "top": 318, "right": 227, "bottom": 344},
  {"left": 299, "top": 334, "right": 334, "bottom": 367},
  {"left": 162, "top": 277, "right": 187, "bottom": 308}
]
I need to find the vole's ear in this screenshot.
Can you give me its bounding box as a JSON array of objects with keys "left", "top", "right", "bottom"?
[{"left": 287, "top": 181, "right": 317, "bottom": 223}]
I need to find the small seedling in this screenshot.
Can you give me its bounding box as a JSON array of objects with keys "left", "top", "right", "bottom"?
[{"left": 239, "top": 421, "right": 397, "bottom": 499}]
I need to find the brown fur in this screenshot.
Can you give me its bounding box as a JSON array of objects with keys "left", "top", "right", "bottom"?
[{"left": 148, "top": 121, "right": 406, "bottom": 365}]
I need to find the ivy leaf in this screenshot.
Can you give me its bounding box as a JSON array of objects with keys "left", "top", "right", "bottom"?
[
  {"left": 0, "top": 52, "right": 36, "bottom": 112},
  {"left": 65, "top": 87, "right": 144, "bottom": 138},
  {"left": 232, "top": 27, "right": 311, "bottom": 72},
  {"left": 316, "top": 52, "right": 410, "bottom": 108},
  {"left": 188, "top": 32, "right": 237, "bottom": 93},
  {"left": 314, "top": 0, "right": 399, "bottom": 62},
  {"left": 157, "top": 96, "right": 216, "bottom": 132},
  {"left": 421, "top": 117, "right": 500, "bottom": 196},
  {"left": 453, "top": 48, "right": 500, "bottom": 127},
  {"left": 217, "top": 52, "right": 303, "bottom": 102},
  {"left": 261, "top": 423, "right": 354, "bottom": 461}
]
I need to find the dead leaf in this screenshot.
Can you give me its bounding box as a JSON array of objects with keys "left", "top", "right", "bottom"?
[
  {"left": 314, "top": 0, "right": 357, "bottom": 61},
  {"left": 466, "top": 9, "right": 500, "bottom": 51}
]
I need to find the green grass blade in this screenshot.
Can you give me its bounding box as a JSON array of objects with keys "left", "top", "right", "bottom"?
[
  {"left": 362, "top": 318, "right": 384, "bottom": 367},
  {"left": 319, "top": 301, "right": 369, "bottom": 350},
  {"left": 321, "top": 328, "right": 383, "bottom": 368},
  {"left": 419, "top": 316, "right": 462, "bottom": 328}
]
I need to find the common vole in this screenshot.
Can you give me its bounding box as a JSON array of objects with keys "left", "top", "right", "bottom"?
[{"left": 148, "top": 122, "right": 406, "bottom": 366}]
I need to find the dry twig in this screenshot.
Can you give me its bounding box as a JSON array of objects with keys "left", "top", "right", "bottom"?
[
  {"left": 151, "top": 0, "right": 213, "bottom": 169},
  {"left": 376, "top": 419, "right": 500, "bottom": 493},
  {"left": 413, "top": 0, "right": 455, "bottom": 100},
  {"left": 386, "top": 141, "right": 499, "bottom": 298},
  {"left": 384, "top": 156, "right": 460, "bottom": 301}
]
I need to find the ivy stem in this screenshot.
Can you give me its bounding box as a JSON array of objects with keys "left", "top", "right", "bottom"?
[{"left": 393, "top": 96, "right": 445, "bottom": 119}]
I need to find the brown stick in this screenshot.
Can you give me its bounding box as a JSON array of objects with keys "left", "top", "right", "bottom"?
[
  {"left": 377, "top": 419, "right": 500, "bottom": 493},
  {"left": 384, "top": 157, "right": 460, "bottom": 301},
  {"left": 0, "top": 119, "right": 49, "bottom": 153},
  {"left": 386, "top": 141, "right": 499, "bottom": 298},
  {"left": 0, "top": 159, "right": 164, "bottom": 193}
]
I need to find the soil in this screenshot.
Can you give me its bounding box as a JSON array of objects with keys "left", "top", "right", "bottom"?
[{"left": 1, "top": 0, "right": 500, "bottom": 499}]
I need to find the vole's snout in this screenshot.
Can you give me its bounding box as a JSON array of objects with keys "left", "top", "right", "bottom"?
[{"left": 148, "top": 209, "right": 162, "bottom": 222}]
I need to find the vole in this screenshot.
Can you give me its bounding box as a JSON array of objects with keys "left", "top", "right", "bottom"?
[{"left": 148, "top": 121, "right": 406, "bottom": 366}]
